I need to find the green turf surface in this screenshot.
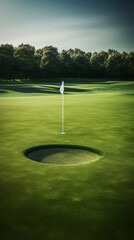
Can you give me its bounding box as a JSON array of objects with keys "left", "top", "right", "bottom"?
[
  {"left": 0, "top": 80, "right": 134, "bottom": 240},
  {"left": 0, "top": 80, "right": 134, "bottom": 97}
]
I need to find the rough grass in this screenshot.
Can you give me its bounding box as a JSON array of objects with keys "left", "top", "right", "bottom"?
[{"left": 0, "top": 80, "right": 134, "bottom": 240}]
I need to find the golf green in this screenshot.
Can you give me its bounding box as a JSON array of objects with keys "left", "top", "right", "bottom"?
[{"left": 0, "top": 80, "right": 134, "bottom": 240}]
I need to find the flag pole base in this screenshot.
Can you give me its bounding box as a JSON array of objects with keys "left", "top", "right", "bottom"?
[{"left": 60, "top": 132, "right": 66, "bottom": 134}]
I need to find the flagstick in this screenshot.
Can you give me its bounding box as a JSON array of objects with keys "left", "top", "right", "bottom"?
[
  {"left": 62, "top": 92, "right": 64, "bottom": 132},
  {"left": 60, "top": 83, "right": 66, "bottom": 134}
]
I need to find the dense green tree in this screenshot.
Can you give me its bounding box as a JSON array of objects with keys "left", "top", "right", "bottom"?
[
  {"left": 0, "top": 44, "right": 133, "bottom": 80},
  {"left": 0, "top": 44, "right": 15, "bottom": 79},
  {"left": 0, "top": 44, "right": 14, "bottom": 56},
  {"left": 34, "top": 49, "right": 43, "bottom": 77},
  {"left": 14, "top": 44, "right": 35, "bottom": 59},
  {"left": 108, "top": 49, "right": 118, "bottom": 56},
  {"left": 90, "top": 51, "right": 108, "bottom": 77},
  {"left": 106, "top": 51, "right": 123, "bottom": 78},
  {"left": 66, "top": 48, "right": 91, "bottom": 77},
  {"left": 120, "top": 52, "right": 134, "bottom": 78},
  {"left": 73, "top": 53, "right": 90, "bottom": 77},
  {"left": 121, "top": 52, "right": 129, "bottom": 77},
  {"left": 85, "top": 52, "right": 92, "bottom": 60},
  {"left": 40, "top": 46, "right": 60, "bottom": 77},
  {"left": 34, "top": 49, "right": 43, "bottom": 66},
  {"left": 14, "top": 44, "right": 36, "bottom": 78},
  {"left": 127, "top": 52, "right": 134, "bottom": 77},
  {"left": 59, "top": 50, "right": 73, "bottom": 77}
]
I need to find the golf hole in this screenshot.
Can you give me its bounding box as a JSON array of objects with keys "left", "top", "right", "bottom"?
[{"left": 24, "top": 145, "right": 104, "bottom": 165}]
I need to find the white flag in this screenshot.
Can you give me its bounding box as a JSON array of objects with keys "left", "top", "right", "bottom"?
[{"left": 60, "top": 81, "right": 64, "bottom": 94}]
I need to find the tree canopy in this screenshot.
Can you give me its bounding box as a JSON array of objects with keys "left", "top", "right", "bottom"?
[{"left": 0, "top": 44, "right": 134, "bottom": 80}]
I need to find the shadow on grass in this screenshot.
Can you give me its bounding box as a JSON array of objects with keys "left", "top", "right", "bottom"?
[
  {"left": 0, "top": 90, "right": 7, "bottom": 93},
  {"left": 0, "top": 85, "right": 90, "bottom": 94}
]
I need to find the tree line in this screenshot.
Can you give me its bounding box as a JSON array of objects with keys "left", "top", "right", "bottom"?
[{"left": 0, "top": 44, "right": 134, "bottom": 80}]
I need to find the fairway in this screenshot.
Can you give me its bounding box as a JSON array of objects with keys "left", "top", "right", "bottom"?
[{"left": 0, "top": 81, "right": 134, "bottom": 240}]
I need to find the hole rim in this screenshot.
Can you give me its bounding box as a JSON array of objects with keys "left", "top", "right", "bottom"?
[{"left": 24, "top": 144, "right": 104, "bottom": 166}]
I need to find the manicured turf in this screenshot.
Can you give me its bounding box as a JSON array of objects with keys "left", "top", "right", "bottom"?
[{"left": 0, "top": 80, "right": 134, "bottom": 240}]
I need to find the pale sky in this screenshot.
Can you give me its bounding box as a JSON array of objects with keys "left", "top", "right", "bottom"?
[{"left": 0, "top": 0, "right": 134, "bottom": 52}]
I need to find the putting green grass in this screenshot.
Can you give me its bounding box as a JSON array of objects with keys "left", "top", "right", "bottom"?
[{"left": 0, "top": 80, "right": 134, "bottom": 240}]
